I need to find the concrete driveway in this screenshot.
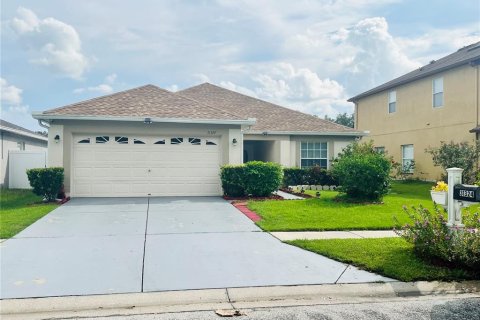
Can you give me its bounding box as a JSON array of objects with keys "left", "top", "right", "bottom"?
[{"left": 0, "top": 197, "right": 393, "bottom": 299}]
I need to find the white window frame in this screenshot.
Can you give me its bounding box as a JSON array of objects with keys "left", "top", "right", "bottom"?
[
  {"left": 401, "top": 144, "right": 414, "bottom": 173},
  {"left": 300, "top": 141, "right": 329, "bottom": 169},
  {"left": 388, "top": 91, "right": 396, "bottom": 113},
  {"left": 432, "top": 77, "right": 443, "bottom": 108}
]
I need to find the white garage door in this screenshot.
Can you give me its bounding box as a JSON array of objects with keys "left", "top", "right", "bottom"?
[{"left": 72, "top": 135, "right": 221, "bottom": 197}]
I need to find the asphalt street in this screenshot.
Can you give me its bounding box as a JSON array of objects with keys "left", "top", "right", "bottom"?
[{"left": 61, "top": 296, "right": 480, "bottom": 320}]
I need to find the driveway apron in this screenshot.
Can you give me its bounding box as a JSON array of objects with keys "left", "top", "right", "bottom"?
[{"left": 1, "top": 197, "right": 394, "bottom": 299}]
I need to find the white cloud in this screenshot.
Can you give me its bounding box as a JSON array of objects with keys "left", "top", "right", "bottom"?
[
  {"left": 105, "top": 73, "right": 117, "bottom": 84},
  {"left": 213, "top": 63, "right": 352, "bottom": 118},
  {"left": 73, "top": 73, "right": 117, "bottom": 94},
  {"left": 0, "top": 78, "right": 30, "bottom": 115},
  {"left": 10, "top": 7, "right": 89, "bottom": 79},
  {"left": 0, "top": 78, "right": 23, "bottom": 105},
  {"left": 336, "top": 17, "right": 421, "bottom": 94}
]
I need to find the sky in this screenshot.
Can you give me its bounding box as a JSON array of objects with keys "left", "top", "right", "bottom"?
[{"left": 1, "top": 0, "right": 479, "bottom": 131}]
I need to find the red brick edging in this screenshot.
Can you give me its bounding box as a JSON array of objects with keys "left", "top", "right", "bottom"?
[{"left": 232, "top": 202, "right": 261, "bottom": 222}]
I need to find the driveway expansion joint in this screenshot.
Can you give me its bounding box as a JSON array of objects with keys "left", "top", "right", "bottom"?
[{"left": 141, "top": 196, "right": 150, "bottom": 293}]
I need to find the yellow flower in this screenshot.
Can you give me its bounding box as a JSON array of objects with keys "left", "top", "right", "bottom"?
[{"left": 431, "top": 181, "right": 448, "bottom": 192}]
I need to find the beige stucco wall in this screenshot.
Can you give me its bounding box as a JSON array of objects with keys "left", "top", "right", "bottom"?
[
  {"left": 1, "top": 131, "right": 48, "bottom": 187},
  {"left": 47, "top": 120, "right": 243, "bottom": 194},
  {"left": 355, "top": 64, "right": 479, "bottom": 180},
  {"left": 244, "top": 134, "right": 356, "bottom": 168}
]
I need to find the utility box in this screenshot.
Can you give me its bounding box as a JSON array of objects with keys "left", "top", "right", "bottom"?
[{"left": 453, "top": 184, "right": 480, "bottom": 202}]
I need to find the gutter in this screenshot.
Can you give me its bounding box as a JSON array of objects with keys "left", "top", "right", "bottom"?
[
  {"left": 0, "top": 126, "right": 48, "bottom": 142},
  {"left": 32, "top": 112, "right": 257, "bottom": 126},
  {"left": 245, "top": 130, "right": 369, "bottom": 137}
]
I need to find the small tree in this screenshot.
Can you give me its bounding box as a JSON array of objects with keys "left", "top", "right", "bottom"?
[
  {"left": 426, "top": 141, "right": 479, "bottom": 184},
  {"left": 332, "top": 141, "right": 392, "bottom": 201}
]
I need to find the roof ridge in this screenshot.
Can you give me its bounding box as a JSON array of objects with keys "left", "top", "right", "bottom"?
[
  {"left": 43, "top": 84, "right": 161, "bottom": 114},
  {"left": 182, "top": 83, "right": 354, "bottom": 131},
  {"left": 174, "top": 87, "right": 248, "bottom": 121}
]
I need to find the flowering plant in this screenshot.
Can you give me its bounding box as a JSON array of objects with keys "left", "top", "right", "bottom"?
[
  {"left": 395, "top": 205, "right": 479, "bottom": 270},
  {"left": 431, "top": 181, "right": 448, "bottom": 192}
]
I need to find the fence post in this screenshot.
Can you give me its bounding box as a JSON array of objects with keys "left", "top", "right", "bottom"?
[{"left": 446, "top": 167, "right": 463, "bottom": 228}]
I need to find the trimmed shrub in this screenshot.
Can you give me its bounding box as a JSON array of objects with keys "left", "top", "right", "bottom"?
[
  {"left": 26, "top": 167, "right": 64, "bottom": 202},
  {"left": 396, "top": 205, "right": 480, "bottom": 270},
  {"left": 220, "top": 165, "right": 246, "bottom": 197},
  {"left": 332, "top": 141, "right": 391, "bottom": 201},
  {"left": 283, "top": 168, "right": 307, "bottom": 187},
  {"left": 243, "top": 161, "right": 283, "bottom": 197},
  {"left": 220, "top": 161, "right": 283, "bottom": 197},
  {"left": 306, "top": 166, "right": 338, "bottom": 186},
  {"left": 283, "top": 166, "right": 337, "bottom": 187}
]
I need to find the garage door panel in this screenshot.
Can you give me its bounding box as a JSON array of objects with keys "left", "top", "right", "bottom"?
[{"left": 73, "top": 135, "right": 222, "bottom": 197}]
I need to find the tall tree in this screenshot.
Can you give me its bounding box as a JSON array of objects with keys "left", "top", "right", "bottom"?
[{"left": 324, "top": 113, "right": 354, "bottom": 128}]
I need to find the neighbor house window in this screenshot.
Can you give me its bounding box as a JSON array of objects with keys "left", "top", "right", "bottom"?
[
  {"left": 388, "top": 91, "right": 396, "bottom": 113},
  {"left": 433, "top": 77, "right": 443, "bottom": 107},
  {"left": 17, "top": 141, "right": 25, "bottom": 150},
  {"left": 401, "top": 144, "right": 414, "bottom": 173},
  {"left": 374, "top": 146, "right": 385, "bottom": 154},
  {"left": 301, "top": 142, "right": 328, "bottom": 168}
]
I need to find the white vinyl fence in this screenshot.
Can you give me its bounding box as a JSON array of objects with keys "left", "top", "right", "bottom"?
[{"left": 8, "top": 151, "right": 46, "bottom": 189}]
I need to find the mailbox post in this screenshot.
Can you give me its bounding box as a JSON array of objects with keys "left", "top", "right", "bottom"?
[
  {"left": 447, "top": 167, "right": 480, "bottom": 230},
  {"left": 446, "top": 168, "right": 463, "bottom": 228}
]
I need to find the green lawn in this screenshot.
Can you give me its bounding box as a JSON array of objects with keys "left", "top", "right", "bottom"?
[
  {"left": 288, "top": 238, "right": 477, "bottom": 281},
  {"left": 0, "top": 189, "right": 58, "bottom": 239},
  {"left": 248, "top": 180, "right": 436, "bottom": 231}
]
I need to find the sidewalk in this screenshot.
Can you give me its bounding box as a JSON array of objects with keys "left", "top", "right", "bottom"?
[
  {"left": 2, "top": 281, "right": 478, "bottom": 320},
  {"left": 271, "top": 230, "right": 399, "bottom": 241}
]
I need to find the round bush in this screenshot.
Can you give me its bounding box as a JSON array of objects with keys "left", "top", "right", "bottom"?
[{"left": 332, "top": 144, "right": 391, "bottom": 201}]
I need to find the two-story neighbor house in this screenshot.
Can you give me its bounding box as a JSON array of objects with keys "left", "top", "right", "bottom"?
[{"left": 350, "top": 42, "right": 480, "bottom": 180}]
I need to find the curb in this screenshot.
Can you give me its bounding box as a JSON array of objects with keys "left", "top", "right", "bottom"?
[{"left": 1, "top": 281, "right": 479, "bottom": 320}]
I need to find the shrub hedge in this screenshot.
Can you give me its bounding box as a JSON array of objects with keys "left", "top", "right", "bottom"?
[
  {"left": 26, "top": 167, "right": 64, "bottom": 202},
  {"left": 220, "top": 161, "right": 283, "bottom": 197},
  {"left": 283, "top": 166, "right": 337, "bottom": 187}
]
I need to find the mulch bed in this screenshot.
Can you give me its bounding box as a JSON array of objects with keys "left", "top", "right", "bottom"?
[{"left": 223, "top": 195, "right": 283, "bottom": 203}]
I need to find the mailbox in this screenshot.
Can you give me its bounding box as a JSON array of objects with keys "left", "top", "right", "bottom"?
[{"left": 453, "top": 184, "right": 480, "bottom": 202}]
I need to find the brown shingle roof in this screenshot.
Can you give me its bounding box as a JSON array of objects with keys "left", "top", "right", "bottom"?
[
  {"left": 42, "top": 85, "right": 245, "bottom": 121},
  {"left": 179, "top": 83, "right": 359, "bottom": 133}
]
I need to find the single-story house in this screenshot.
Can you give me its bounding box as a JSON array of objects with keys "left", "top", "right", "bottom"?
[
  {"left": 1, "top": 119, "right": 48, "bottom": 188},
  {"left": 32, "top": 83, "right": 366, "bottom": 197}
]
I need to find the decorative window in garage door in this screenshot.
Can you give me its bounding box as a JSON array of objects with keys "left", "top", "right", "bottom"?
[
  {"left": 171, "top": 137, "right": 184, "bottom": 145},
  {"left": 115, "top": 136, "right": 129, "bottom": 144},
  {"left": 154, "top": 139, "right": 166, "bottom": 145},
  {"left": 96, "top": 136, "right": 110, "bottom": 144},
  {"left": 77, "top": 137, "right": 91, "bottom": 144},
  {"left": 206, "top": 139, "right": 218, "bottom": 146},
  {"left": 133, "top": 138, "right": 146, "bottom": 145},
  {"left": 188, "top": 137, "right": 201, "bottom": 145}
]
